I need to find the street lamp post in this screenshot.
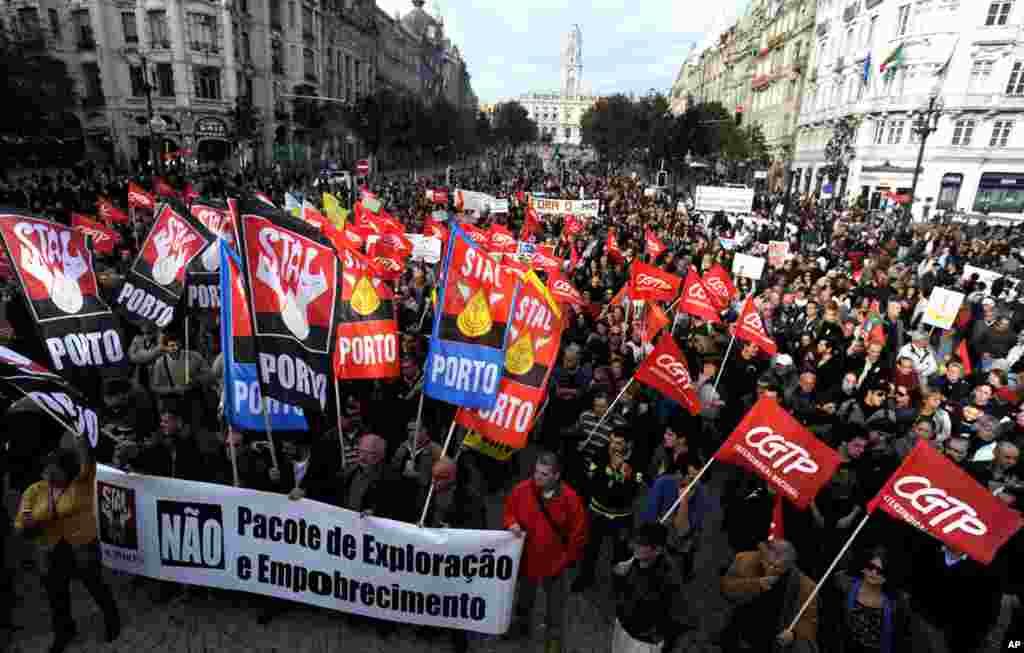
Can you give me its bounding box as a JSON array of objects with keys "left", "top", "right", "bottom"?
[{"left": 906, "top": 91, "right": 943, "bottom": 225}]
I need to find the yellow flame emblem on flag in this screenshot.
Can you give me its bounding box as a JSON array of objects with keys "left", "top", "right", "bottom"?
[
  {"left": 350, "top": 275, "right": 380, "bottom": 316},
  {"left": 457, "top": 289, "right": 493, "bottom": 338},
  {"left": 505, "top": 332, "right": 535, "bottom": 375}
]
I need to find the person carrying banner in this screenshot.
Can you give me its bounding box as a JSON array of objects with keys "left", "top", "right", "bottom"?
[
  {"left": 148, "top": 331, "right": 210, "bottom": 427},
  {"left": 503, "top": 451, "right": 588, "bottom": 653},
  {"left": 719, "top": 539, "right": 818, "bottom": 652},
  {"left": 14, "top": 431, "right": 121, "bottom": 653},
  {"left": 338, "top": 433, "right": 404, "bottom": 520},
  {"left": 419, "top": 456, "right": 488, "bottom": 653}
]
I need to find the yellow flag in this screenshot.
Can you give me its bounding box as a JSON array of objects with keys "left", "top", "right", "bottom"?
[{"left": 323, "top": 192, "right": 347, "bottom": 229}]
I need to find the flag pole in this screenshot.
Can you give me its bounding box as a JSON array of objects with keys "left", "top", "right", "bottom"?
[
  {"left": 260, "top": 396, "right": 279, "bottom": 470},
  {"left": 417, "top": 420, "right": 458, "bottom": 527},
  {"left": 713, "top": 331, "right": 737, "bottom": 391},
  {"left": 333, "top": 380, "right": 347, "bottom": 469},
  {"left": 410, "top": 377, "right": 426, "bottom": 453},
  {"left": 578, "top": 376, "right": 635, "bottom": 453},
  {"left": 783, "top": 511, "right": 873, "bottom": 635},
  {"left": 229, "top": 429, "right": 241, "bottom": 488},
  {"left": 658, "top": 456, "right": 716, "bottom": 524}
]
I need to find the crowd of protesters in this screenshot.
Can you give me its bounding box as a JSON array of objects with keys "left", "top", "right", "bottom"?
[{"left": 2, "top": 157, "right": 1024, "bottom": 653}]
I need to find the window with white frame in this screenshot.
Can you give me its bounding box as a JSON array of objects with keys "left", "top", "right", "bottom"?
[
  {"left": 991, "top": 120, "right": 1013, "bottom": 146},
  {"left": 896, "top": 5, "right": 911, "bottom": 36},
  {"left": 873, "top": 120, "right": 886, "bottom": 144},
  {"left": 887, "top": 120, "right": 905, "bottom": 144},
  {"left": 986, "top": 1, "right": 1013, "bottom": 26},
  {"left": 1006, "top": 62, "right": 1024, "bottom": 95},
  {"left": 952, "top": 119, "right": 976, "bottom": 145},
  {"left": 970, "top": 60, "right": 995, "bottom": 93}
]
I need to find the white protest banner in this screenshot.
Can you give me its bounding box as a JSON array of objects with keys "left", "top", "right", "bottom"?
[
  {"left": 96, "top": 466, "right": 522, "bottom": 634},
  {"left": 408, "top": 234, "right": 442, "bottom": 263},
  {"left": 531, "top": 198, "right": 600, "bottom": 218},
  {"left": 489, "top": 199, "right": 510, "bottom": 214},
  {"left": 732, "top": 253, "right": 766, "bottom": 280},
  {"left": 694, "top": 185, "right": 755, "bottom": 214},
  {"left": 455, "top": 189, "right": 496, "bottom": 214},
  {"left": 962, "top": 265, "right": 1002, "bottom": 295},
  {"left": 768, "top": 241, "right": 790, "bottom": 268},
  {"left": 922, "top": 287, "right": 965, "bottom": 330}
]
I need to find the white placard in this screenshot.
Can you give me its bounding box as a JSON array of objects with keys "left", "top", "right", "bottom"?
[
  {"left": 95, "top": 466, "right": 522, "bottom": 634},
  {"left": 694, "top": 185, "right": 755, "bottom": 214},
  {"left": 489, "top": 199, "right": 509, "bottom": 214},
  {"left": 732, "top": 253, "right": 766, "bottom": 280},
  {"left": 408, "top": 234, "right": 442, "bottom": 263},
  {"left": 754, "top": 170, "right": 768, "bottom": 180},
  {"left": 531, "top": 198, "right": 600, "bottom": 218},
  {"left": 922, "top": 287, "right": 965, "bottom": 330},
  {"left": 454, "top": 189, "right": 496, "bottom": 213},
  {"left": 962, "top": 265, "right": 1002, "bottom": 295}
]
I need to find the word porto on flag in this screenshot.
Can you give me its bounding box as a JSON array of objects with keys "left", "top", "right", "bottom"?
[
  {"left": 547, "top": 269, "right": 586, "bottom": 307},
  {"left": 629, "top": 261, "right": 681, "bottom": 302},
  {"left": 634, "top": 334, "right": 700, "bottom": 416},
  {"left": 72, "top": 213, "right": 121, "bottom": 256},
  {"left": 868, "top": 440, "right": 1023, "bottom": 564},
  {"left": 233, "top": 198, "right": 338, "bottom": 415},
  {"left": 114, "top": 200, "right": 215, "bottom": 330},
  {"left": 128, "top": 183, "right": 156, "bottom": 211},
  {"left": 679, "top": 266, "right": 721, "bottom": 323},
  {"left": 702, "top": 263, "right": 737, "bottom": 310},
  {"left": 645, "top": 228, "right": 666, "bottom": 259},
  {"left": 457, "top": 270, "right": 563, "bottom": 449},
  {"left": 715, "top": 397, "right": 841, "bottom": 509},
  {"left": 0, "top": 213, "right": 127, "bottom": 378},
  {"left": 734, "top": 295, "right": 777, "bottom": 355},
  {"left": 334, "top": 246, "right": 399, "bottom": 380},
  {"left": 220, "top": 241, "right": 307, "bottom": 431},
  {"left": 426, "top": 225, "right": 518, "bottom": 410}
]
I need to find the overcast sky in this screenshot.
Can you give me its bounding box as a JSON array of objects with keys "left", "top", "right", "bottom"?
[{"left": 374, "top": 0, "right": 752, "bottom": 104}]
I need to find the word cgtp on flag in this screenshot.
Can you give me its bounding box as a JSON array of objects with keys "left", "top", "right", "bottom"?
[
  {"left": 457, "top": 271, "right": 563, "bottom": 449},
  {"left": 634, "top": 334, "right": 700, "bottom": 416},
  {"left": 235, "top": 199, "right": 338, "bottom": 414},
  {"left": 715, "top": 397, "right": 841, "bottom": 509},
  {"left": 334, "top": 247, "right": 399, "bottom": 380},
  {"left": 629, "top": 261, "right": 681, "bottom": 302},
  {"left": 220, "top": 241, "right": 307, "bottom": 431},
  {"left": 426, "top": 225, "right": 517, "bottom": 410},
  {"left": 868, "top": 440, "right": 1023, "bottom": 564},
  {"left": 0, "top": 213, "right": 127, "bottom": 376}
]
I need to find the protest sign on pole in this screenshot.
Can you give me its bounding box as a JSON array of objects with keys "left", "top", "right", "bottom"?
[
  {"left": 694, "top": 186, "right": 754, "bottom": 213},
  {"left": 921, "top": 287, "right": 965, "bottom": 331},
  {"left": 732, "top": 253, "right": 765, "bottom": 280},
  {"left": 95, "top": 465, "right": 522, "bottom": 634}
]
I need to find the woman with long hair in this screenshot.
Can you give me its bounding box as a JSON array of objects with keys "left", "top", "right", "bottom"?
[
  {"left": 14, "top": 432, "right": 120, "bottom": 653},
  {"left": 831, "top": 546, "right": 911, "bottom": 653}
]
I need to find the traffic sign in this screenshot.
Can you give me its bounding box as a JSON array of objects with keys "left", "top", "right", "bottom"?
[{"left": 356, "top": 159, "right": 370, "bottom": 176}]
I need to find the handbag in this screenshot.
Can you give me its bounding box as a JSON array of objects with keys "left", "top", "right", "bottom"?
[{"left": 534, "top": 488, "right": 569, "bottom": 547}]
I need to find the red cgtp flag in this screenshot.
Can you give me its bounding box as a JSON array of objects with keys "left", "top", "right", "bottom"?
[
  {"left": 715, "top": 397, "right": 841, "bottom": 510},
  {"left": 520, "top": 205, "right": 543, "bottom": 240},
  {"left": 606, "top": 229, "right": 624, "bottom": 263},
  {"left": 95, "top": 198, "right": 130, "bottom": 225},
  {"left": 629, "top": 261, "right": 682, "bottom": 302},
  {"left": 128, "top": 183, "right": 156, "bottom": 211},
  {"left": 957, "top": 339, "right": 972, "bottom": 375},
  {"left": 702, "top": 263, "right": 738, "bottom": 310},
  {"left": 645, "top": 228, "right": 666, "bottom": 259},
  {"left": 679, "top": 266, "right": 721, "bottom": 323},
  {"left": 461, "top": 223, "right": 490, "bottom": 248},
  {"left": 734, "top": 295, "right": 778, "bottom": 355},
  {"left": 72, "top": 213, "right": 122, "bottom": 255},
  {"left": 563, "top": 214, "right": 583, "bottom": 237},
  {"left": 643, "top": 302, "right": 671, "bottom": 342},
  {"left": 569, "top": 241, "right": 579, "bottom": 270},
  {"left": 868, "top": 440, "right": 1023, "bottom": 564},
  {"left": 531, "top": 248, "right": 562, "bottom": 275},
  {"left": 547, "top": 270, "right": 586, "bottom": 307},
  {"left": 152, "top": 176, "right": 180, "bottom": 199},
  {"left": 634, "top": 334, "right": 701, "bottom": 416},
  {"left": 488, "top": 224, "right": 517, "bottom": 254}
]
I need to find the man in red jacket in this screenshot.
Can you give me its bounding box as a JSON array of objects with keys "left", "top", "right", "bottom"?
[{"left": 503, "top": 451, "right": 588, "bottom": 653}]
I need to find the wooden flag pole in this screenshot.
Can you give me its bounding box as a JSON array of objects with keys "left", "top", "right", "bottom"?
[
  {"left": 229, "top": 429, "right": 241, "bottom": 488},
  {"left": 333, "top": 380, "right": 347, "bottom": 469},
  {"left": 418, "top": 421, "right": 458, "bottom": 527},
  {"left": 783, "top": 511, "right": 873, "bottom": 635}
]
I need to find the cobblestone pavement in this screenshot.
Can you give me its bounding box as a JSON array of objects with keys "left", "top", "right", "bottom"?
[{"left": 1, "top": 452, "right": 1013, "bottom": 653}]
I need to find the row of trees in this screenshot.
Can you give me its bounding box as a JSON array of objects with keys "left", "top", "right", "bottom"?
[{"left": 579, "top": 93, "right": 771, "bottom": 174}]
